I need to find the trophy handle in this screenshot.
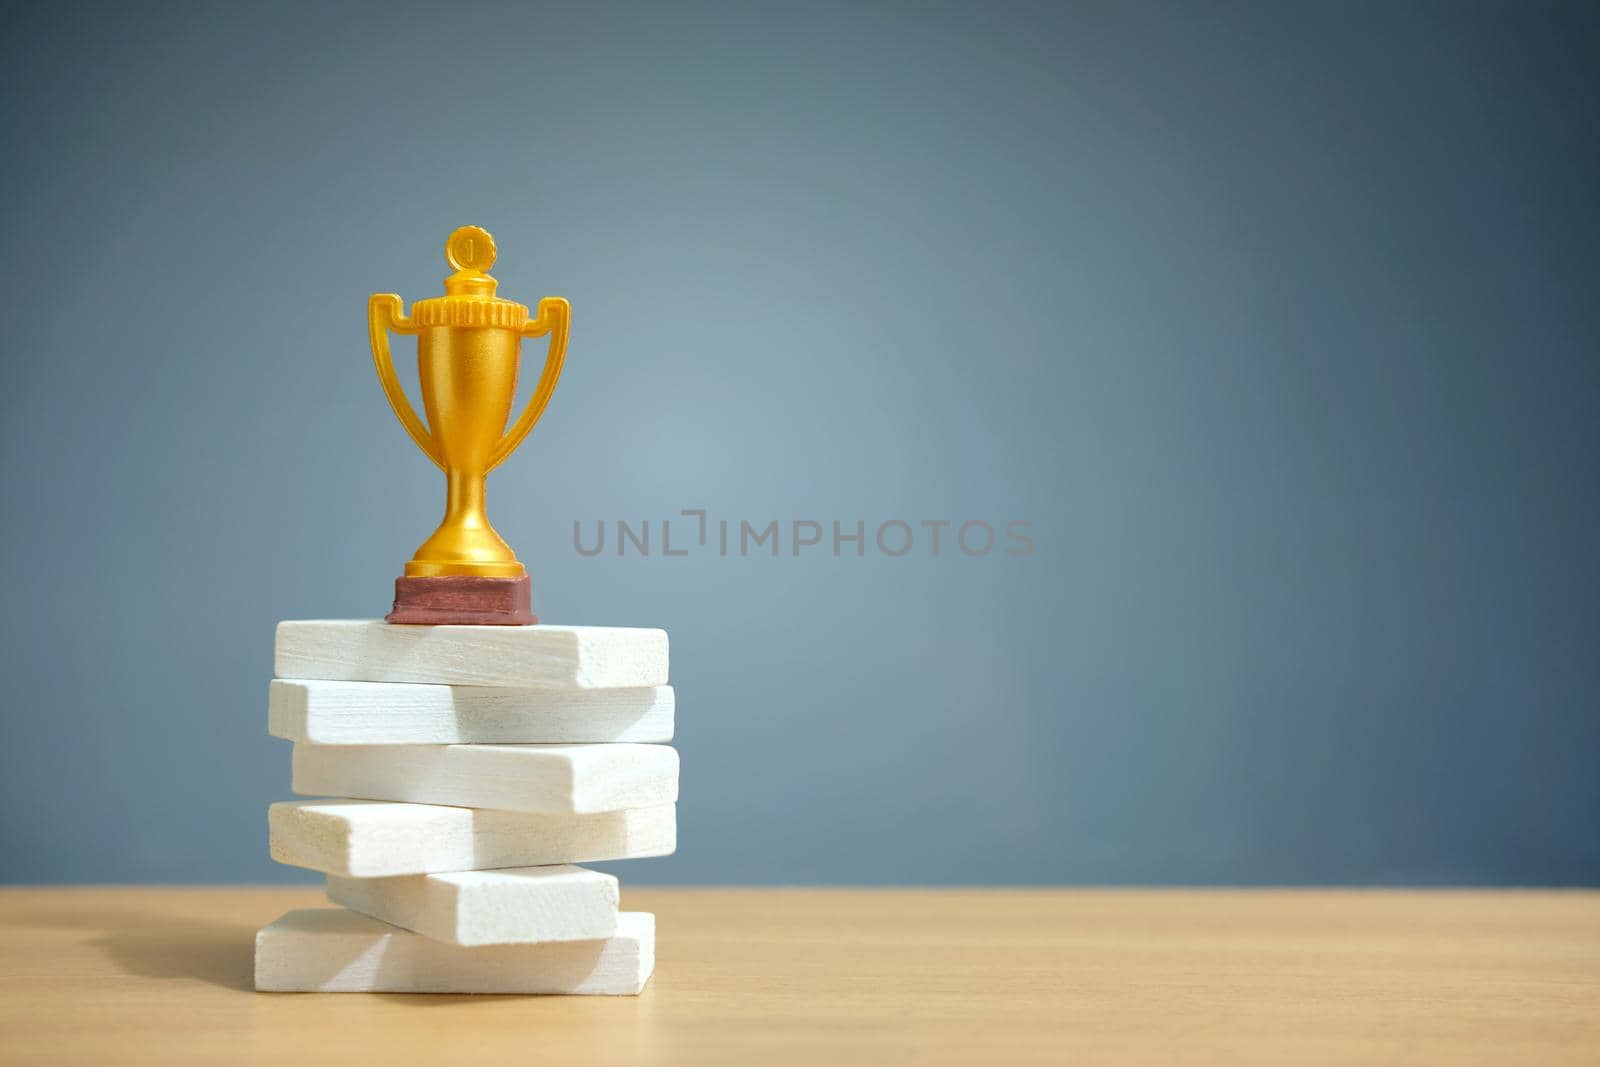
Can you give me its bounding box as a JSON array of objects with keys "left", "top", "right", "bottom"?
[
  {"left": 488, "top": 296, "right": 570, "bottom": 472},
  {"left": 368, "top": 293, "right": 445, "bottom": 471}
]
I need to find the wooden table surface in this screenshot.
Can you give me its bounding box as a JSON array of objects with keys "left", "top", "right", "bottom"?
[{"left": 0, "top": 886, "right": 1595, "bottom": 1065}]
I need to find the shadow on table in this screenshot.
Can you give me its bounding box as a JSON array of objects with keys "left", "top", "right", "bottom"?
[
  {"left": 2, "top": 907, "right": 255, "bottom": 992},
  {"left": 96, "top": 918, "right": 256, "bottom": 992}
]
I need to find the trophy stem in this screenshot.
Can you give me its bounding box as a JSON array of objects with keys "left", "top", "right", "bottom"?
[
  {"left": 445, "top": 467, "right": 490, "bottom": 532},
  {"left": 401, "top": 467, "right": 524, "bottom": 579},
  {"left": 390, "top": 470, "right": 533, "bottom": 624}
]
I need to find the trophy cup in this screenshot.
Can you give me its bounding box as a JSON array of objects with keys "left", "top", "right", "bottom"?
[{"left": 368, "top": 225, "right": 570, "bottom": 625}]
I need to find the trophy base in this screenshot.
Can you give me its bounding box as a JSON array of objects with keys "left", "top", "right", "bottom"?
[{"left": 386, "top": 576, "right": 537, "bottom": 626}]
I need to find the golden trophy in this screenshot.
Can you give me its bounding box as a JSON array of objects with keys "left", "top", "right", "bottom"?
[{"left": 369, "top": 226, "right": 569, "bottom": 625}]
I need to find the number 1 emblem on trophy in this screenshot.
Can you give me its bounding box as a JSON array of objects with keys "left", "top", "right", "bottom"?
[{"left": 368, "top": 226, "right": 570, "bottom": 625}]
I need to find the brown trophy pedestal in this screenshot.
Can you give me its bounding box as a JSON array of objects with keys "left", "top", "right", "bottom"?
[{"left": 386, "top": 575, "right": 537, "bottom": 626}]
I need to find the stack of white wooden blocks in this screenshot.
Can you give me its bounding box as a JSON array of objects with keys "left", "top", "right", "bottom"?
[{"left": 254, "top": 620, "right": 676, "bottom": 995}]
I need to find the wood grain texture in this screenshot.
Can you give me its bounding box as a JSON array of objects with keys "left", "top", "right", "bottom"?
[
  {"left": 268, "top": 680, "right": 675, "bottom": 745},
  {"left": 1, "top": 887, "right": 1596, "bottom": 1066},
  {"left": 291, "top": 743, "right": 680, "bottom": 814},
  {"left": 268, "top": 800, "right": 676, "bottom": 877},
  {"left": 274, "top": 621, "right": 669, "bottom": 688}
]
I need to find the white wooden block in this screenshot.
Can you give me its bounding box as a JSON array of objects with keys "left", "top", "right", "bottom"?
[
  {"left": 292, "top": 743, "right": 679, "bottom": 814},
  {"left": 254, "top": 908, "right": 654, "bottom": 994},
  {"left": 269, "top": 800, "right": 676, "bottom": 877},
  {"left": 274, "top": 620, "right": 668, "bottom": 688},
  {"left": 269, "top": 680, "right": 675, "bottom": 744},
  {"left": 325, "top": 865, "right": 619, "bottom": 946}
]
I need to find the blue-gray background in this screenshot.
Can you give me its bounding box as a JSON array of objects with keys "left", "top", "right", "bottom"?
[{"left": 1, "top": 1, "right": 1595, "bottom": 886}]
